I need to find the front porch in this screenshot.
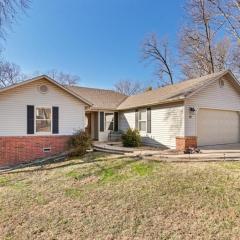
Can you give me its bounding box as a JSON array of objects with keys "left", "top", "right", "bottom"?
[{"left": 85, "top": 110, "right": 121, "bottom": 142}]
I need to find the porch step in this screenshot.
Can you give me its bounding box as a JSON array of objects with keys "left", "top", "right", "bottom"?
[
  {"left": 93, "top": 147, "right": 126, "bottom": 155},
  {"left": 92, "top": 142, "right": 134, "bottom": 154}
]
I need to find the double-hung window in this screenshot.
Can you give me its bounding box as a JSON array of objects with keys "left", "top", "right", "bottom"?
[
  {"left": 139, "top": 109, "right": 147, "bottom": 132},
  {"left": 36, "top": 107, "right": 52, "bottom": 133}
]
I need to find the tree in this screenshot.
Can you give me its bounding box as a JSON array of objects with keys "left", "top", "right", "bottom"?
[
  {"left": 208, "top": 0, "right": 240, "bottom": 41},
  {"left": 0, "top": 0, "right": 30, "bottom": 40},
  {"left": 179, "top": 0, "right": 238, "bottom": 78},
  {"left": 46, "top": 69, "right": 80, "bottom": 86},
  {"left": 207, "top": 0, "right": 240, "bottom": 76},
  {"left": 0, "top": 61, "right": 23, "bottom": 88},
  {"left": 114, "top": 80, "right": 142, "bottom": 96},
  {"left": 142, "top": 33, "right": 174, "bottom": 85}
]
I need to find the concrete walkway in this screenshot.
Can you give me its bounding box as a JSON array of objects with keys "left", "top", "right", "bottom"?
[{"left": 93, "top": 141, "right": 240, "bottom": 162}]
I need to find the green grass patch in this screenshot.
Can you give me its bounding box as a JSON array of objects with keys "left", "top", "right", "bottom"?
[
  {"left": 65, "top": 188, "right": 82, "bottom": 199},
  {"left": 131, "top": 162, "right": 154, "bottom": 176},
  {"left": 221, "top": 162, "right": 240, "bottom": 170},
  {"left": 10, "top": 181, "right": 27, "bottom": 190},
  {"left": 0, "top": 176, "right": 27, "bottom": 190},
  {"left": 0, "top": 176, "right": 9, "bottom": 186},
  {"left": 66, "top": 170, "right": 85, "bottom": 180},
  {"left": 35, "top": 193, "right": 48, "bottom": 205},
  {"left": 99, "top": 168, "right": 127, "bottom": 182}
]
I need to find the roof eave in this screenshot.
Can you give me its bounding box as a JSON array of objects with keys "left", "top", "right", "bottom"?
[
  {"left": 0, "top": 75, "right": 93, "bottom": 107},
  {"left": 185, "top": 70, "right": 239, "bottom": 100},
  {"left": 87, "top": 107, "right": 118, "bottom": 111},
  {"left": 117, "top": 97, "right": 185, "bottom": 111}
]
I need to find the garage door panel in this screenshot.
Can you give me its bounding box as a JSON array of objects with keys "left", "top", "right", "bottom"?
[{"left": 197, "top": 109, "right": 239, "bottom": 146}]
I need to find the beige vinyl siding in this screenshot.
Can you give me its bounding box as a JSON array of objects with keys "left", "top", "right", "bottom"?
[
  {"left": 119, "top": 104, "right": 184, "bottom": 149},
  {"left": 142, "top": 104, "right": 184, "bottom": 148},
  {"left": 119, "top": 110, "right": 136, "bottom": 131},
  {"left": 185, "top": 77, "right": 240, "bottom": 137},
  {"left": 0, "top": 79, "right": 85, "bottom": 136}
]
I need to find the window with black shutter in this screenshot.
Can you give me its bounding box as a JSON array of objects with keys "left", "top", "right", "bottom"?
[
  {"left": 114, "top": 112, "right": 119, "bottom": 132},
  {"left": 100, "top": 112, "right": 104, "bottom": 132},
  {"left": 27, "top": 105, "right": 34, "bottom": 134},
  {"left": 52, "top": 106, "right": 59, "bottom": 134}
]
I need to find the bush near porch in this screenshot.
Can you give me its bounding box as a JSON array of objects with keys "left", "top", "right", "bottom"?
[
  {"left": 68, "top": 130, "right": 92, "bottom": 157},
  {"left": 122, "top": 128, "right": 141, "bottom": 147}
]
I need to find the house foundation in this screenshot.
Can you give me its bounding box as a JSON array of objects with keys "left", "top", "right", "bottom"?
[
  {"left": 176, "top": 136, "right": 197, "bottom": 151},
  {"left": 0, "top": 136, "right": 70, "bottom": 167}
]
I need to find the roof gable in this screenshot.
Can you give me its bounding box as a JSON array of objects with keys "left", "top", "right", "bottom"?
[
  {"left": 117, "top": 70, "right": 240, "bottom": 110},
  {"left": 0, "top": 75, "right": 93, "bottom": 106},
  {"left": 185, "top": 70, "right": 240, "bottom": 99}
]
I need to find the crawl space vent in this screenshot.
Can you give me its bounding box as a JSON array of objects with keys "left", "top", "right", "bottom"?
[{"left": 43, "top": 147, "right": 51, "bottom": 153}]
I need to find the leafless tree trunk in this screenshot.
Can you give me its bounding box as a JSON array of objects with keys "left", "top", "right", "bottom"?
[
  {"left": 114, "top": 80, "right": 142, "bottom": 95},
  {"left": 142, "top": 33, "right": 174, "bottom": 85}
]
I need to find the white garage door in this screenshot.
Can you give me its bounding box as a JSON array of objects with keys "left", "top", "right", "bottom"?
[{"left": 197, "top": 109, "right": 239, "bottom": 146}]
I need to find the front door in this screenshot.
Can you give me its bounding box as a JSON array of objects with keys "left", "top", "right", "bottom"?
[{"left": 85, "top": 113, "right": 91, "bottom": 136}]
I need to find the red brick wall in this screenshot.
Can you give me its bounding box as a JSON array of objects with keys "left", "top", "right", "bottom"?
[
  {"left": 0, "top": 136, "right": 70, "bottom": 167},
  {"left": 176, "top": 136, "right": 197, "bottom": 151}
]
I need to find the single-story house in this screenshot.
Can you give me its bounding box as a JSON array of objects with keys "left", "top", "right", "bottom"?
[{"left": 0, "top": 69, "right": 240, "bottom": 166}]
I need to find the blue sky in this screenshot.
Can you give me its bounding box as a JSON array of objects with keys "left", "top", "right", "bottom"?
[{"left": 3, "top": 0, "right": 184, "bottom": 89}]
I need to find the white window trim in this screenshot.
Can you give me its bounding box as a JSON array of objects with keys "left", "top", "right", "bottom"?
[
  {"left": 105, "top": 112, "right": 114, "bottom": 131},
  {"left": 138, "top": 109, "right": 147, "bottom": 133},
  {"left": 35, "top": 106, "right": 52, "bottom": 135}
]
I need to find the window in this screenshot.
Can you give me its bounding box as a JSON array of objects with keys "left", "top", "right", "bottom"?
[
  {"left": 105, "top": 113, "right": 114, "bottom": 131},
  {"left": 36, "top": 107, "right": 51, "bottom": 133},
  {"left": 139, "top": 109, "right": 147, "bottom": 131}
]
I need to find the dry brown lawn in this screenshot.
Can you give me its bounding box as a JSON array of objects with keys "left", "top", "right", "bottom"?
[{"left": 1, "top": 153, "right": 240, "bottom": 239}]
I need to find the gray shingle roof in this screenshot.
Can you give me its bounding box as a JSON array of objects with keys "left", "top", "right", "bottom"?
[
  {"left": 117, "top": 70, "right": 231, "bottom": 110},
  {"left": 66, "top": 86, "right": 127, "bottom": 110},
  {"left": 1, "top": 70, "right": 236, "bottom": 111}
]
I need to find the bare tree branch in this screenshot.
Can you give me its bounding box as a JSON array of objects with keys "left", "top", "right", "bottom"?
[
  {"left": 142, "top": 33, "right": 174, "bottom": 85},
  {"left": 179, "top": 0, "right": 239, "bottom": 78},
  {"left": 208, "top": 0, "right": 240, "bottom": 41},
  {"left": 0, "top": 61, "right": 23, "bottom": 87},
  {"left": 46, "top": 69, "right": 80, "bottom": 86},
  {"left": 0, "top": 0, "right": 31, "bottom": 40},
  {"left": 114, "top": 80, "right": 142, "bottom": 96}
]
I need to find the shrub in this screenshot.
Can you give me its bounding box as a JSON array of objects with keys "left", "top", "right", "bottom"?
[
  {"left": 122, "top": 128, "right": 141, "bottom": 147},
  {"left": 68, "top": 130, "right": 92, "bottom": 157}
]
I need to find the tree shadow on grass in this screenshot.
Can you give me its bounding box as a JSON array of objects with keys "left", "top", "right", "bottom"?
[
  {"left": 0, "top": 153, "right": 138, "bottom": 175},
  {"left": 67, "top": 157, "right": 141, "bottom": 183}
]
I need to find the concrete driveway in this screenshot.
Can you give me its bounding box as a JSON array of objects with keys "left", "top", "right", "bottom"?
[
  {"left": 200, "top": 143, "right": 240, "bottom": 153},
  {"left": 152, "top": 143, "right": 240, "bottom": 162}
]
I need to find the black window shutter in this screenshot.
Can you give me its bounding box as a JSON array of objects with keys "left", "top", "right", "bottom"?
[
  {"left": 135, "top": 110, "right": 139, "bottom": 130},
  {"left": 52, "top": 106, "right": 59, "bottom": 134},
  {"left": 147, "top": 108, "right": 151, "bottom": 133},
  {"left": 114, "top": 112, "right": 119, "bottom": 132},
  {"left": 100, "top": 112, "right": 104, "bottom": 132},
  {"left": 27, "top": 105, "right": 34, "bottom": 134}
]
